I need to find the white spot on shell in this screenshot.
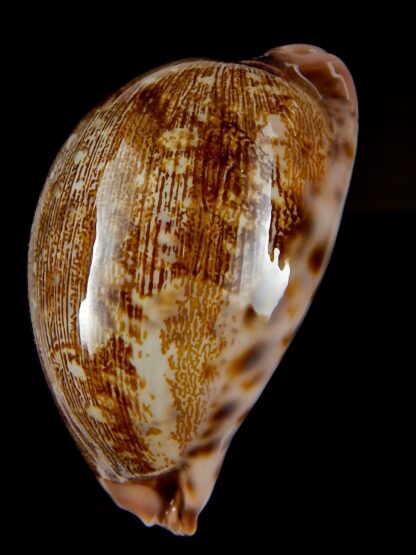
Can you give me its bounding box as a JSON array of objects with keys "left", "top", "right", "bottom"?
[
  {"left": 176, "top": 155, "right": 191, "bottom": 174},
  {"left": 136, "top": 173, "right": 145, "bottom": 187},
  {"left": 197, "top": 75, "right": 215, "bottom": 87},
  {"left": 265, "top": 114, "right": 286, "bottom": 138},
  {"left": 87, "top": 406, "right": 106, "bottom": 422},
  {"left": 158, "top": 229, "right": 173, "bottom": 246},
  {"left": 75, "top": 150, "right": 86, "bottom": 164},
  {"left": 159, "top": 128, "right": 199, "bottom": 150},
  {"left": 158, "top": 210, "right": 171, "bottom": 224},
  {"left": 68, "top": 360, "right": 86, "bottom": 381},
  {"left": 73, "top": 180, "right": 84, "bottom": 191}
]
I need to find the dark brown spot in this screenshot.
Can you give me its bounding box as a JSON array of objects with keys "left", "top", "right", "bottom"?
[
  {"left": 241, "top": 373, "right": 263, "bottom": 391},
  {"left": 200, "top": 426, "right": 215, "bottom": 440},
  {"left": 187, "top": 440, "right": 219, "bottom": 458},
  {"left": 308, "top": 243, "right": 326, "bottom": 274},
  {"left": 281, "top": 333, "right": 292, "bottom": 347},
  {"left": 330, "top": 138, "right": 354, "bottom": 162},
  {"left": 243, "top": 305, "right": 257, "bottom": 325},
  {"left": 201, "top": 363, "right": 218, "bottom": 382},
  {"left": 229, "top": 343, "right": 266, "bottom": 375},
  {"left": 343, "top": 140, "right": 354, "bottom": 159},
  {"left": 211, "top": 401, "right": 238, "bottom": 422}
]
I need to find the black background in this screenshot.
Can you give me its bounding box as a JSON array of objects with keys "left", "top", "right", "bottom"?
[{"left": 8, "top": 8, "right": 414, "bottom": 551}]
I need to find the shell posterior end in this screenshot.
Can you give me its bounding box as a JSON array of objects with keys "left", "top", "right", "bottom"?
[
  {"left": 99, "top": 472, "right": 197, "bottom": 536},
  {"left": 98, "top": 440, "right": 228, "bottom": 535},
  {"left": 265, "top": 44, "right": 358, "bottom": 120},
  {"left": 265, "top": 43, "right": 359, "bottom": 203}
]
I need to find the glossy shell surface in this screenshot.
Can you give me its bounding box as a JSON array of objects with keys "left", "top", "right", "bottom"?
[{"left": 28, "top": 45, "right": 358, "bottom": 534}]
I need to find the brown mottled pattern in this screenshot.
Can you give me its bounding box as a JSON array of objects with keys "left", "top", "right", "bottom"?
[
  {"left": 308, "top": 242, "right": 327, "bottom": 273},
  {"left": 28, "top": 60, "right": 333, "bottom": 480},
  {"left": 229, "top": 343, "right": 268, "bottom": 375}
]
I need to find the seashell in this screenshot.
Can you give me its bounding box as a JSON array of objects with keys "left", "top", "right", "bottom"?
[{"left": 28, "top": 44, "right": 358, "bottom": 535}]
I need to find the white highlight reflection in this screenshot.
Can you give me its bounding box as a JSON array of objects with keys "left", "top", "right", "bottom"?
[
  {"left": 251, "top": 248, "right": 290, "bottom": 318},
  {"left": 79, "top": 140, "right": 136, "bottom": 355},
  {"left": 240, "top": 113, "right": 291, "bottom": 319}
]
